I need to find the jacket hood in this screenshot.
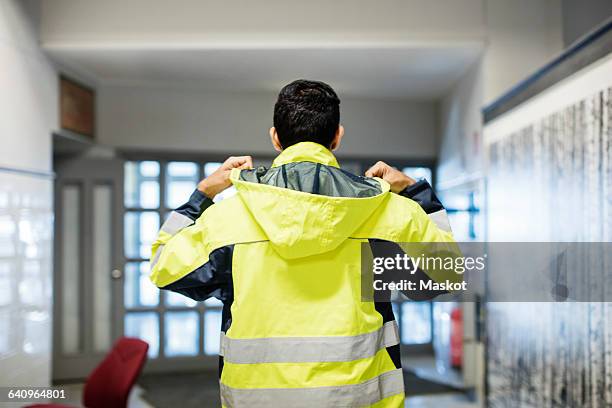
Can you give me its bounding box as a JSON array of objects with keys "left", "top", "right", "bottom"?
[{"left": 229, "top": 143, "right": 390, "bottom": 259}]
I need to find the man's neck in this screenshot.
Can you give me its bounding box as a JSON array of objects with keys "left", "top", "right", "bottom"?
[{"left": 271, "top": 142, "right": 339, "bottom": 168}]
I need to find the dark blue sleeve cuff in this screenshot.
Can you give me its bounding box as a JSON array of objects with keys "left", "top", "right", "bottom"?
[
  {"left": 399, "top": 180, "right": 444, "bottom": 214},
  {"left": 174, "top": 189, "right": 215, "bottom": 220}
]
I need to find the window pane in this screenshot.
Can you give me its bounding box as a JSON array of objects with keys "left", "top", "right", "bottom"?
[
  {"left": 167, "top": 181, "right": 197, "bottom": 208},
  {"left": 204, "top": 297, "right": 223, "bottom": 307},
  {"left": 204, "top": 162, "right": 222, "bottom": 177},
  {"left": 166, "top": 162, "right": 198, "bottom": 208},
  {"left": 125, "top": 262, "right": 159, "bottom": 307},
  {"left": 139, "top": 181, "right": 159, "bottom": 208},
  {"left": 92, "top": 185, "right": 112, "bottom": 352},
  {"left": 204, "top": 309, "right": 222, "bottom": 355},
  {"left": 400, "top": 302, "right": 432, "bottom": 345},
  {"left": 168, "top": 162, "right": 198, "bottom": 177},
  {"left": 125, "top": 161, "right": 160, "bottom": 209},
  {"left": 165, "top": 311, "right": 199, "bottom": 357},
  {"left": 204, "top": 162, "right": 236, "bottom": 202},
  {"left": 447, "top": 212, "right": 471, "bottom": 241},
  {"left": 402, "top": 167, "right": 432, "bottom": 185},
  {"left": 124, "top": 211, "right": 159, "bottom": 259},
  {"left": 61, "top": 185, "right": 80, "bottom": 354},
  {"left": 166, "top": 291, "right": 197, "bottom": 308},
  {"left": 125, "top": 312, "right": 159, "bottom": 357},
  {"left": 439, "top": 192, "right": 470, "bottom": 211},
  {"left": 140, "top": 161, "right": 160, "bottom": 177}
]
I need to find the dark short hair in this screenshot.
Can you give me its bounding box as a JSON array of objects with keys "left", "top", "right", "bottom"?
[{"left": 273, "top": 79, "right": 340, "bottom": 149}]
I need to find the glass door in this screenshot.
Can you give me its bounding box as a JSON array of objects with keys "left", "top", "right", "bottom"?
[{"left": 53, "top": 157, "right": 123, "bottom": 380}]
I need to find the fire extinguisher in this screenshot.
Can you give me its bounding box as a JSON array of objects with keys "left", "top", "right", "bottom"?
[{"left": 450, "top": 307, "right": 462, "bottom": 369}]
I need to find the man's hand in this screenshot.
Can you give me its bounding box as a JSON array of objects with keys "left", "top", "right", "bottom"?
[
  {"left": 365, "top": 161, "right": 416, "bottom": 193},
  {"left": 198, "top": 156, "right": 253, "bottom": 199}
]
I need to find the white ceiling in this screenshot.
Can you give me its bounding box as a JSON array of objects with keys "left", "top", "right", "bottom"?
[{"left": 47, "top": 46, "right": 482, "bottom": 99}]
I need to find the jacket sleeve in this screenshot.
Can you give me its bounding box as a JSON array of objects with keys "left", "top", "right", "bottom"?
[
  {"left": 149, "top": 189, "right": 232, "bottom": 302},
  {"left": 398, "top": 179, "right": 451, "bottom": 233}
]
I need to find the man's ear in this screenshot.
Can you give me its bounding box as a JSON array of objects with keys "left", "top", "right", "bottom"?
[
  {"left": 330, "top": 125, "right": 345, "bottom": 151},
  {"left": 270, "top": 127, "right": 283, "bottom": 152}
]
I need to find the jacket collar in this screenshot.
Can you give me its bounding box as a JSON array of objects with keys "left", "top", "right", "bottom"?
[{"left": 271, "top": 142, "right": 340, "bottom": 168}]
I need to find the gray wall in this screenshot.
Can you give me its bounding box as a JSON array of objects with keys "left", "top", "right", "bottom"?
[
  {"left": 436, "top": 0, "right": 564, "bottom": 190},
  {"left": 97, "top": 85, "right": 438, "bottom": 160},
  {"left": 437, "top": 61, "right": 484, "bottom": 187},
  {"left": 562, "top": 0, "right": 612, "bottom": 46},
  {"left": 0, "top": 0, "right": 56, "bottom": 172}
]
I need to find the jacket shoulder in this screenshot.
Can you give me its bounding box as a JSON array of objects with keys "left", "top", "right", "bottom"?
[
  {"left": 352, "top": 193, "right": 431, "bottom": 242},
  {"left": 195, "top": 195, "right": 267, "bottom": 248}
]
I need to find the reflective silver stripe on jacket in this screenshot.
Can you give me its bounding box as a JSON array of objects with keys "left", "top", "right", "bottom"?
[
  {"left": 428, "top": 209, "right": 452, "bottom": 232},
  {"left": 221, "top": 320, "right": 399, "bottom": 364},
  {"left": 161, "top": 211, "right": 194, "bottom": 235},
  {"left": 220, "top": 368, "right": 404, "bottom": 408},
  {"left": 150, "top": 244, "right": 164, "bottom": 268},
  {"left": 219, "top": 331, "right": 226, "bottom": 356},
  {"left": 151, "top": 212, "right": 194, "bottom": 269}
]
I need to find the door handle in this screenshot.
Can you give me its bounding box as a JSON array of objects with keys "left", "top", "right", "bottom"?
[{"left": 111, "top": 269, "right": 122, "bottom": 279}]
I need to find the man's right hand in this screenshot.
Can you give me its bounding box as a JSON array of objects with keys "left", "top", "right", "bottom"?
[
  {"left": 197, "top": 156, "right": 253, "bottom": 199},
  {"left": 365, "top": 161, "right": 416, "bottom": 193}
]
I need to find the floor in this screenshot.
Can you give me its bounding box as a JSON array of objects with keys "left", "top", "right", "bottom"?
[
  {"left": 405, "top": 393, "right": 478, "bottom": 407},
  {"left": 402, "top": 355, "right": 467, "bottom": 389},
  {"left": 47, "top": 383, "right": 154, "bottom": 408},
  {"left": 136, "top": 368, "right": 465, "bottom": 408},
  {"left": 403, "top": 355, "right": 479, "bottom": 407},
  {"left": 54, "top": 383, "right": 477, "bottom": 408}
]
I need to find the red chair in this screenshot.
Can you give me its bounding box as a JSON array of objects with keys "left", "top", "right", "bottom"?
[{"left": 28, "top": 337, "right": 149, "bottom": 408}]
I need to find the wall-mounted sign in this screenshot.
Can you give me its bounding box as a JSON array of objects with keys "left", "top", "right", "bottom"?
[{"left": 60, "top": 76, "right": 95, "bottom": 138}]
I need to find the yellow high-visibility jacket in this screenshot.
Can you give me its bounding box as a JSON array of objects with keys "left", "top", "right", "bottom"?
[{"left": 150, "top": 142, "right": 458, "bottom": 408}]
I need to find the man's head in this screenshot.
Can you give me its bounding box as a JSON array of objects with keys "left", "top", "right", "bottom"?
[{"left": 270, "top": 79, "right": 344, "bottom": 151}]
